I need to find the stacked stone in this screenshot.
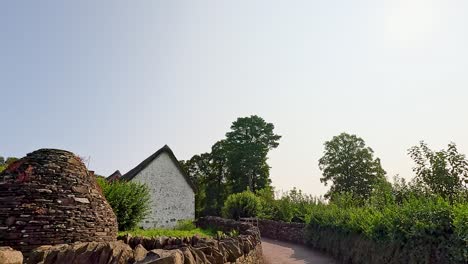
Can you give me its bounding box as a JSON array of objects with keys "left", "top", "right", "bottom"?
[
  {"left": 27, "top": 217, "right": 263, "bottom": 264},
  {"left": 257, "top": 219, "right": 306, "bottom": 244},
  {"left": 0, "top": 149, "right": 118, "bottom": 255}
]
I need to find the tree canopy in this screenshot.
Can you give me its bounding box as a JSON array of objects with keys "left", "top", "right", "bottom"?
[
  {"left": 224, "top": 115, "right": 281, "bottom": 193},
  {"left": 408, "top": 141, "right": 468, "bottom": 201},
  {"left": 319, "top": 132, "right": 387, "bottom": 200},
  {"left": 181, "top": 115, "right": 281, "bottom": 216}
]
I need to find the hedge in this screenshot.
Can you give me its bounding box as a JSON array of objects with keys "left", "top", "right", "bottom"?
[{"left": 306, "top": 197, "right": 467, "bottom": 264}]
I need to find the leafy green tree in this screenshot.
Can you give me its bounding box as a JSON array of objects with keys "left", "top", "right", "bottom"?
[
  {"left": 224, "top": 115, "right": 281, "bottom": 193},
  {"left": 181, "top": 140, "right": 230, "bottom": 216},
  {"left": 408, "top": 141, "right": 468, "bottom": 202},
  {"left": 182, "top": 115, "right": 280, "bottom": 216},
  {"left": 319, "top": 132, "right": 387, "bottom": 201},
  {"left": 181, "top": 153, "right": 210, "bottom": 216},
  {"left": 96, "top": 178, "right": 150, "bottom": 231},
  {"left": 0, "top": 156, "right": 5, "bottom": 166}
]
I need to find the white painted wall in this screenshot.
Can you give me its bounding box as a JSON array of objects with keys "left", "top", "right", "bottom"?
[{"left": 130, "top": 152, "right": 195, "bottom": 229}]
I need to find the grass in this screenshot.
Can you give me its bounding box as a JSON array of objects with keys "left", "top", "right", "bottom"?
[
  {"left": 118, "top": 219, "right": 215, "bottom": 238},
  {"left": 118, "top": 227, "right": 215, "bottom": 238}
]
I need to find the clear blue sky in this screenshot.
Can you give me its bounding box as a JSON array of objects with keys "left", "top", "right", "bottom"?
[{"left": 1, "top": 1, "right": 467, "bottom": 196}]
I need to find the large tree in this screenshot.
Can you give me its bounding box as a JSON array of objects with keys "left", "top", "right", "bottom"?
[
  {"left": 224, "top": 115, "right": 281, "bottom": 193},
  {"left": 182, "top": 115, "right": 281, "bottom": 216},
  {"left": 180, "top": 141, "right": 229, "bottom": 216},
  {"left": 319, "top": 132, "right": 387, "bottom": 200},
  {"left": 408, "top": 141, "right": 468, "bottom": 201}
]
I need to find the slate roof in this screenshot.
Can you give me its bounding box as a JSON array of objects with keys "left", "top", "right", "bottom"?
[
  {"left": 107, "top": 170, "right": 122, "bottom": 182},
  {"left": 121, "top": 145, "right": 196, "bottom": 192}
]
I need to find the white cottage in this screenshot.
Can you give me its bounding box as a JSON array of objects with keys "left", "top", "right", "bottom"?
[{"left": 121, "top": 145, "right": 195, "bottom": 229}]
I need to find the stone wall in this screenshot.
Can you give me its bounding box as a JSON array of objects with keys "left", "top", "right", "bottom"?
[
  {"left": 0, "top": 149, "right": 118, "bottom": 255},
  {"left": 256, "top": 219, "right": 306, "bottom": 244},
  {"left": 24, "top": 217, "right": 263, "bottom": 264}
]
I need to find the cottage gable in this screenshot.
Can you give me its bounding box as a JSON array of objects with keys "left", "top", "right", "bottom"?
[{"left": 122, "top": 145, "right": 195, "bottom": 229}]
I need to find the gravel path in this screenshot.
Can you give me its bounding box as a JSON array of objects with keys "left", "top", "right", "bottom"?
[{"left": 262, "top": 238, "right": 335, "bottom": 264}]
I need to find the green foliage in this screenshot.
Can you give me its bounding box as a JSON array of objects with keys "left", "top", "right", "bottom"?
[
  {"left": 222, "top": 190, "right": 262, "bottom": 220},
  {"left": 224, "top": 115, "right": 281, "bottom": 193},
  {"left": 0, "top": 156, "right": 19, "bottom": 173},
  {"left": 181, "top": 115, "right": 281, "bottom": 217},
  {"left": 306, "top": 194, "right": 468, "bottom": 263},
  {"left": 96, "top": 178, "right": 151, "bottom": 231},
  {"left": 256, "top": 187, "right": 323, "bottom": 223},
  {"left": 5, "top": 157, "right": 18, "bottom": 166},
  {"left": 319, "top": 132, "right": 387, "bottom": 200},
  {"left": 119, "top": 227, "right": 214, "bottom": 238},
  {"left": 174, "top": 219, "right": 196, "bottom": 231},
  {"left": 409, "top": 141, "right": 468, "bottom": 202},
  {"left": 180, "top": 143, "right": 229, "bottom": 217}
]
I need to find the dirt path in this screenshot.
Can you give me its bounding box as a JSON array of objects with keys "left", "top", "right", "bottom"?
[{"left": 262, "top": 238, "right": 335, "bottom": 264}]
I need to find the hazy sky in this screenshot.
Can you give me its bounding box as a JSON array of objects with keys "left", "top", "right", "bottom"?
[{"left": 1, "top": 1, "right": 467, "bottom": 196}]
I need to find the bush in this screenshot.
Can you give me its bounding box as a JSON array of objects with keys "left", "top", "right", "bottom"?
[
  {"left": 257, "top": 187, "right": 322, "bottom": 223},
  {"left": 306, "top": 195, "right": 468, "bottom": 263},
  {"left": 97, "top": 178, "right": 151, "bottom": 231},
  {"left": 222, "top": 190, "right": 261, "bottom": 220},
  {"left": 174, "top": 219, "right": 196, "bottom": 231}
]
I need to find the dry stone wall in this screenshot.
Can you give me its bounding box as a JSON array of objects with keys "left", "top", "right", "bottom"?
[
  {"left": 256, "top": 219, "right": 306, "bottom": 244},
  {"left": 0, "top": 149, "right": 118, "bottom": 255},
  {"left": 23, "top": 217, "right": 263, "bottom": 264}
]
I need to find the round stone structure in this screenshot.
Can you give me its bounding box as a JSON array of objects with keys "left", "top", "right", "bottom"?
[{"left": 0, "top": 149, "right": 118, "bottom": 254}]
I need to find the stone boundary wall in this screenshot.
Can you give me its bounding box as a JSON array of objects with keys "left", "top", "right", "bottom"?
[
  {"left": 256, "top": 219, "right": 306, "bottom": 244},
  {"left": 20, "top": 217, "right": 263, "bottom": 264}
]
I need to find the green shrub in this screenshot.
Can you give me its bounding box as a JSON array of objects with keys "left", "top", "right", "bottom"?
[
  {"left": 174, "top": 219, "right": 196, "bottom": 231},
  {"left": 222, "top": 190, "right": 261, "bottom": 220},
  {"left": 97, "top": 178, "right": 151, "bottom": 231},
  {"left": 257, "top": 187, "right": 322, "bottom": 223},
  {"left": 306, "top": 196, "right": 468, "bottom": 263}
]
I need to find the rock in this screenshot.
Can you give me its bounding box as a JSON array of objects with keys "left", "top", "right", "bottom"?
[
  {"left": 0, "top": 247, "right": 23, "bottom": 264},
  {"left": 210, "top": 248, "right": 224, "bottom": 264},
  {"left": 180, "top": 247, "right": 196, "bottom": 264},
  {"left": 139, "top": 249, "right": 184, "bottom": 264},
  {"left": 134, "top": 244, "right": 148, "bottom": 261},
  {"left": 135, "top": 253, "right": 160, "bottom": 264},
  {"left": 73, "top": 197, "right": 90, "bottom": 204},
  {"left": 26, "top": 245, "right": 53, "bottom": 264},
  {"left": 155, "top": 250, "right": 184, "bottom": 264},
  {"left": 221, "top": 240, "right": 243, "bottom": 262},
  {"left": 190, "top": 247, "right": 211, "bottom": 264},
  {"left": 191, "top": 235, "right": 199, "bottom": 246},
  {"left": 27, "top": 241, "right": 133, "bottom": 264}
]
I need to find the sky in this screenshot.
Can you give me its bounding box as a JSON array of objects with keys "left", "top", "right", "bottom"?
[{"left": 1, "top": 0, "right": 468, "bottom": 196}]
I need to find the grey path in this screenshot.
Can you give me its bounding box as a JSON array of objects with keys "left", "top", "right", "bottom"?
[{"left": 262, "top": 238, "right": 335, "bottom": 264}]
